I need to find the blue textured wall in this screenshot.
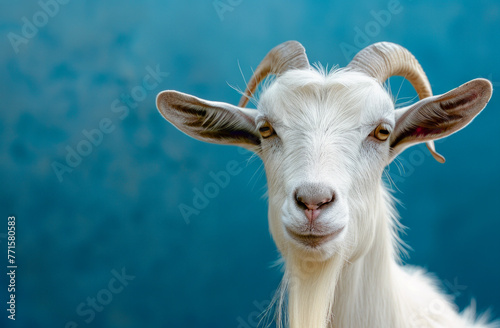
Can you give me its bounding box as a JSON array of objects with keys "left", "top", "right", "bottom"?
[{"left": 0, "top": 1, "right": 499, "bottom": 327}]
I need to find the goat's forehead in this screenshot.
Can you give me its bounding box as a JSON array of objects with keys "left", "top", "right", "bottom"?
[{"left": 257, "top": 69, "right": 394, "bottom": 128}]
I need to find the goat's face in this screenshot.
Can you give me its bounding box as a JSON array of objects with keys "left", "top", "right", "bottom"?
[
  {"left": 157, "top": 43, "right": 491, "bottom": 263},
  {"left": 256, "top": 70, "right": 393, "bottom": 259}
]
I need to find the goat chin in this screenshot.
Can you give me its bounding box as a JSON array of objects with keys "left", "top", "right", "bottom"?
[{"left": 271, "top": 186, "right": 497, "bottom": 328}]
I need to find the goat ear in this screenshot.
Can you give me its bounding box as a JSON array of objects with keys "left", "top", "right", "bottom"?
[
  {"left": 389, "top": 78, "right": 492, "bottom": 162},
  {"left": 156, "top": 90, "right": 261, "bottom": 149}
]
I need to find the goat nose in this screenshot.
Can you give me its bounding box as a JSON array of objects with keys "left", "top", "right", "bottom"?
[{"left": 294, "top": 183, "right": 335, "bottom": 222}]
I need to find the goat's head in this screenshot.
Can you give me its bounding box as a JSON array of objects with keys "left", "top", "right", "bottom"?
[{"left": 157, "top": 41, "right": 492, "bottom": 262}]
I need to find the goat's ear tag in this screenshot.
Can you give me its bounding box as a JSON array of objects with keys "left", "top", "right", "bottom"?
[{"left": 389, "top": 78, "right": 492, "bottom": 163}]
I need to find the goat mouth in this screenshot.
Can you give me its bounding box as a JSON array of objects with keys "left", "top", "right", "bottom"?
[{"left": 286, "top": 227, "right": 344, "bottom": 248}]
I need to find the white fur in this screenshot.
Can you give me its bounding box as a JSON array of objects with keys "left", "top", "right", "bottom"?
[{"left": 252, "top": 68, "right": 497, "bottom": 328}]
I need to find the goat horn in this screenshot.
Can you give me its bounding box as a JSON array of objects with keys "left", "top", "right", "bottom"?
[
  {"left": 238, "top": 41, "right": 310, "bottom": 108},
  {"left": 348, "top": 42, "right": 445, "bottom": 163}
]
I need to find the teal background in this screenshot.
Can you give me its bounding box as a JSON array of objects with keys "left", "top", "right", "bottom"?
[{"left": 0, "top": 0, "right": 499, "bottom": 327}]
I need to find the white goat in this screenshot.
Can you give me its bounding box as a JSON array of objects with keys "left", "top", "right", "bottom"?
[{"left": 156, "top": 41, "right": 495, "bottom": 328}]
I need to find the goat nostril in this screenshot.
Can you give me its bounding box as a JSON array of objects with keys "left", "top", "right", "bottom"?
[
  {"left": 296, "top": 196, "right": 307, "bottom": 210},
  {"left": 316, "top": 198, "right": 331, "bottom": 208},
  {"left": 295, "top": 186, "right": 336, "bottom": 212}
]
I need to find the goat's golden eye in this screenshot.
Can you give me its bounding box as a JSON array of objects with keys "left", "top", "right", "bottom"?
[
  {"left": 372, "top": 124, "right": 391, "bottom": 141},
  {"left": 259, "top": 121, "right": 275, "bottom": 138}
]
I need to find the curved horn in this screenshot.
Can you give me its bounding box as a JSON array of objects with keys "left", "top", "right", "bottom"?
[
  {"left": 238, "top": 41, "right": 310, "bottom": 108},
  {"left": 348, "top": 42, "right": 445, "bottom": 163}
]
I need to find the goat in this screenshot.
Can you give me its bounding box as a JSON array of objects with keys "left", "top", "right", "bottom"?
[{"left": 156, "top": 41, "right": 495, "bottom": 328}]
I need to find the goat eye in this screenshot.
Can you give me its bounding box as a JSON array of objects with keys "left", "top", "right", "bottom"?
[
  {"left": 371, "top": 124, "right": 391, "bottom": 141},
  {"left": 259, "top": 122, "right": 275, "bottom": 138}
]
